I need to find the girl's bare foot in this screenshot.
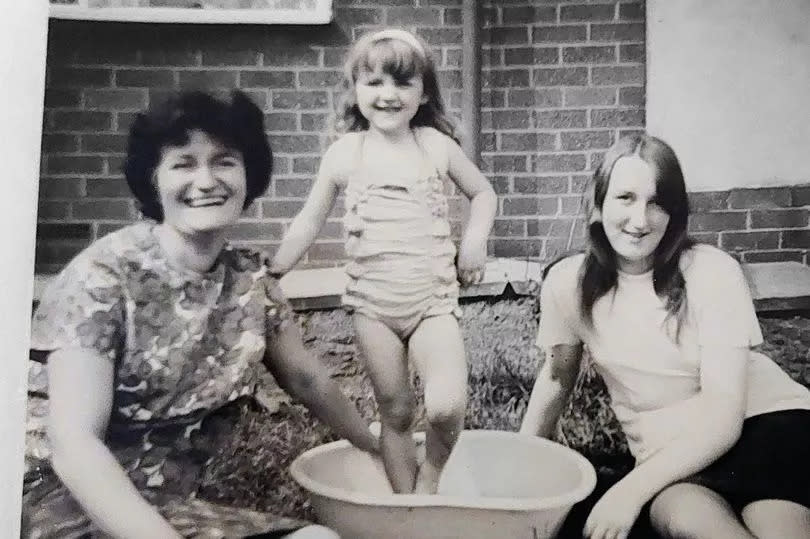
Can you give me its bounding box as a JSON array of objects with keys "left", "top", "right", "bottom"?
[{"left": 413, "top": 460, "right": 441, "bottom": 494}]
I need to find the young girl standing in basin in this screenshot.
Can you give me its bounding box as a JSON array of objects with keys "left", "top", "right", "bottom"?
[
  {"left": 521, "top": 134, "right": 810, "bottom": 539},
  {"left": 272, "top": 28, "right": 496, "bottom": 494}
]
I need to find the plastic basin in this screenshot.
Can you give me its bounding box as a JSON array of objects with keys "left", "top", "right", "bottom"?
[{"left": 290, "top": 430, "right": 596, "bottom": 538}]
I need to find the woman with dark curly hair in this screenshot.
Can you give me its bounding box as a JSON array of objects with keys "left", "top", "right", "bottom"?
[{"left": 23, "top": 90, "right": 377, "bottom": 538}]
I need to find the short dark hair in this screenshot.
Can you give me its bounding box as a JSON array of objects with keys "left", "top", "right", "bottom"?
[{"left": 124, "top": 90, "right": 272, "bottom": 221}]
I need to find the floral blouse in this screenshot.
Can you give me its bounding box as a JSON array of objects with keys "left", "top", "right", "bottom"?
[{"left": 28, "top": 221, "right": 293, "bottom": 493}]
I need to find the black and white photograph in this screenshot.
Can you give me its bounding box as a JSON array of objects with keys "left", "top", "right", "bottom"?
[{"left": 3, "top": 1, "right": 810, "bottom": 537}]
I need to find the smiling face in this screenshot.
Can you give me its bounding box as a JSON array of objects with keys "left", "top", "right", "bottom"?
[
  {"left": 154, "top": 129, "right": 246, "bottom": 237},
  {"left": 354, "top": 66, "right": 426, "bottom": 136},
  {"left": 600, "top": 154, "right": 671, "bottom": 274}
]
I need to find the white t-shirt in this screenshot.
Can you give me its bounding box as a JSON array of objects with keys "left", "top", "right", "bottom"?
[{"left": 537, "top": 244, "right": 810, "bottom": 462}]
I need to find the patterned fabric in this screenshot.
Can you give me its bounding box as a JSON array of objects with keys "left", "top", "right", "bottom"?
[
  {"left": 23, "top": 221, "right": 308, "bottom": 538},
  {"left": 341, "top": 127, "right": 462, "bottom": 338}
]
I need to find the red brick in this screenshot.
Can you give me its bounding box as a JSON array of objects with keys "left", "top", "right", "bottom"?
[
  {"left": 619, "top": 44, "right": 646, "bottom": 62},
  {"left": 268, "top": 135, "right": 321, "bottom": 154},
  {"left": 533, "top": 67, "right": 588, "bottom": 86},
  {"left": 46, "top": 156, "right": 105, "bottom": 175},
  {"left": 492, "top": 219, "right": 527, "bottom": 238},
  {"left": 81, "top": 134, "right": 128, "bottom": 153},
  {"left": 275, "top": 177, "right": 314, "bottom": 197},
  {"left": 486, "top": 27, "right": 531, "bottom": 45},
  {"left": 385, "top": 7, "right": 442, "bottom": 25},
  {"left": 106, "top": 156, "right": 126, "bottom": 176},
  {"left": 535, "top": 110, "right": 587, "bottom": 129},
  {"left": 514, "top": 176, "right": 568, "bottom": 195},
  {"left": 271, "top": 91, "right": 329, "bottom": 110},
  {"left": 49, "top": 111, "right": 113, "bottom": 132},
  {"left": 792, "top": 185, "right": 810, "bottom": 207},
  {"left": 729, "top": 187, "right": 791, "bottom": 209},
  {"left": 85, "top": 178, "right": 132, "bottom": 198},
  {"left": 590, "top": 23, "right": 645, "bottom": 42},
  {"left": 619, "top": 86, "right": 645, "bottom": 106},
  {"left": 504, "top": 47, "right": 559, "bottom": 66},
  {"left": 438, "top": 70, "right": 462, "bottom": 88},
  {"left": 532, "top": 25, "right": 588, "bottom": 43},
  {"left": 262, "top": 48, "right": 319, "bottom": 67},
  {"left": 563, "top": 46, "right": 616, "bottom": 64},
  {"left": 482, "top": 90, "right": 507, "bottom": 108},
  {"left": 588, "top": 151, "right": 607, "bottom": 171},
  {"left": 503, "top": 6, "right": 556, "bottom": 25},
  {"left": 529, "top": 218, "right": 574, "bottom": 238},
  {"left": 561, "top": 4, "right": 616, "bottom": 22},
  {"left": 298, "top": 70, "right": 343, "bottom": 89},
  {"left": 482, "top": 155, "right": 529, "bottom": 174},
  {"left": 292, "top": 157, "right": 320, "bottom": 174},
  {"left": 488, "top": 176, "right": 510, "bottom": 195},
  {"left": 45, "top": 89, "right": 81, "bottom": 108},
  {"left": 241, "top": 71, "right": 296, "bottom": 89},
  {"left": 507, "top": 88, "right": 562, "bottom": 108},
  {"left": 263, "top": 113, "right": 297, "bottom": 132},
  {"left": 333, "top": 7, "right": 383, "bottom": 26},
  {"left": 308, "top": 242, "right": 346, "bottom": 261},
  {"left": 39, "top": 178, "right": 84, "bottom": 199},
  {"left": 560, "top": 195, "right": 586, "bottom": 215},
  {"left": 43, "top": 134, "right": 79, "bottom": 153},
  {"left": 229, "top": 222, "right": 284, "bottom": 241},
  {"left": 35, "top": 240, "right": 90, "bottom": 267},
  {"left": 619, "top": 2, "right": 645, "bottom": 21},
  {"left": 500, "top": 133, "right": 555, "bottom": 152},
  {"left": 592, "top": 66, "right": 645, "bottom": 85},
  {"left": 782, "top": 230, "right": 810, "bottom": 249},
  {"left": 564, "top": 87, "right": 617, "bottom": 107},
  {"left": 178, "top": 71, "right": 239, "bottom": 89},
  {"left": 262, "top": 200, "right": 305, "bottom": 219},
  {"left": 591, "top": 109, "right": 645, "bottom": 128},
  {"left": 201, "top": 50, "right": 260, "bottom": 66},
  {"left": 721, "top": 231, "right": 779, "bottom": 251},
  {"left": 116, "top": 69, "right": 176, "bottom": 88},
  {"left": 323, "top": 47, "right": 350, "bottom": 68},
  {"left": 571, "top": 175, "right": 590, "bottom": 193},
  {"left": 416, "top": 28, "right": 464, "bottom": 45},
  {"left": 688, "top": 211, "right": 747, "bottom": 233},
  {"left": 49, "top": 68, "right": 111, "bottom": 88},
  {"left": 445, "top": 48, "right": 464, "bottom": 67},
  {"left": 73, "top": 200, "right": 133, "bottom": 220},
  {"left": 743, "top": 250, "right": 805, "bottom": 264},
  {"left": 482, "top": 68, "right": 531, "bottom": 88},
  {"left": 688, "top": 191, "right": 729, "bottom": 211},
  {"left": 490, "top": 239, "right": 543, "bottom": 258},
  {"left": 139, "top": 50, "right": 200, "bottom": 66},
  {"left": 560, "top": 130, "right": 613, "bottom": 150},
  {"left": 482, "top": 110, "right": 531, "bottom": 130},
  {"left": 37, "top": 201, "right": 70, "bottom": 220},
  {"left": 750, "top": 209, "right": 808, "bottom": 229},
  {"left": 691, "top": 232, "right": 720, "bottom": 247},
  {"left": 533, "top": 154, "right": 587, "bottom": 173},
  {"left": 319, "top": 221, "right": 345, "bottom": 240},
  {"left": 96, "top": 223, "right": 129, "bottom": 238}
]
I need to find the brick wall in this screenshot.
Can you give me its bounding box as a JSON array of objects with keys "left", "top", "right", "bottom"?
[
  {"left": 689, "top": 186, "right": 810, "bottom": 265},
  {"left": 35, "top": 0, "right": 651, "bottom": 273}
]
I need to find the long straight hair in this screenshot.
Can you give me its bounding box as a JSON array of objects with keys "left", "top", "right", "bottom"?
[
  {"left": 580, "top": 134, "right": 694, "bottom": 332},
  {"left": 333, "top": 29, "right": 458, "bottom": 143}
]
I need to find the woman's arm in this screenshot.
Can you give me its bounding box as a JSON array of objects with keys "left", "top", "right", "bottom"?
[
  {"left": 47, "top": 347, "right": 182, "bottom": 539},
  {"left": 520, "top": 344, "right": 583, "bottom": 437},
  {"left": 270, "top": 140, "right": 344, "bottom": 275},
  {"left": 444, "top": 138, "right": 497, "bottom": 284},
  {"left": 263, "top": 322, "right": 378, "bottom": 454}
]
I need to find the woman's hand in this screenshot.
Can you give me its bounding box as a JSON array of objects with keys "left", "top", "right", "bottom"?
[
  {"left": 584, "top": 479, "right": 647, "bottom": 539},
  {"left": 457, "top": 238, "right": 487, "bottom": 286}
]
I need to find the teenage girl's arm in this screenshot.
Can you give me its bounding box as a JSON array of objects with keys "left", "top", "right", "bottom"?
[
  {"left": 270, "top": 138, "right": 347, "bottom": 275},
  {"left": 47, "top": 347, "right": 183, "bottom": 539},
  {"left": 520, "top": 343, "right": 583, "bottom": 437},
  {"left": 444, "top": 137, "right": 497, "bottom": 285},
  {"left": 583, "top": 345, "right": 748, "bottom": 539},
  {"left": 263, "top": 321, "right": 379, "bottom": 454}
]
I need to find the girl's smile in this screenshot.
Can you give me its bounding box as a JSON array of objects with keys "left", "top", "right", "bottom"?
[{"left": 355, "top": 67, "right": 427, "bottom": 135}]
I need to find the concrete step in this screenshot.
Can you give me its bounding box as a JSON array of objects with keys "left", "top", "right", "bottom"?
[{"left": 32, "top": 259, "right": 810, "bottom": 313}]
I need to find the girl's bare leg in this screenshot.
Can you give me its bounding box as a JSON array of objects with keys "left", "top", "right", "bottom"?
[
  {"left": 353, "top": 314, "right": 417, "bottom": 493},
  {"left": 408, "top": 314, "right": 468, "bottom": 494}
]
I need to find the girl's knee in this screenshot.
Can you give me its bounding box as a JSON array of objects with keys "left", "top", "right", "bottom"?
[
  {"left": 650, "top": 484, "right": 730, "bottom": 539},
  {"left": 377, "top": 391, "right": 416, "bottom": 431},
  {"left": 285, "top": 524, "right": 341, "bottom": 539},
  {"left": 424, "top": 391, "right": 466, "bottom": 430}
]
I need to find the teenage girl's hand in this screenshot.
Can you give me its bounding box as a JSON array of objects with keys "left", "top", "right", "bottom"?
[
  {"left": 583, "top": 479, "right": 646, "bottom": 539},
  {"left": 457, "top": 239, "right": 487, "bottom": 286}
]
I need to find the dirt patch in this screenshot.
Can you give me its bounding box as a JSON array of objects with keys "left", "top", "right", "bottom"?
[{"left": 200, "top": 297, "right": 810, "bottom": 521}]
